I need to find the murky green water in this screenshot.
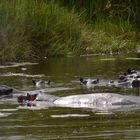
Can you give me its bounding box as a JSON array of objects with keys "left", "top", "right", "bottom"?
[{"left": 0, "top": 54, "right": 140, "bottom": 140}]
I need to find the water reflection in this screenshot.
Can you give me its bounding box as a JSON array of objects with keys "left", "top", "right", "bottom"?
[{"left": 0, "top": 54, "right": 140, "bottom": 139}]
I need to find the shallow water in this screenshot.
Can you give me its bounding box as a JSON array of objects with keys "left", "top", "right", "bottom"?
[{"left": 0, "top": 54, "right": 140, "bottom": 140}]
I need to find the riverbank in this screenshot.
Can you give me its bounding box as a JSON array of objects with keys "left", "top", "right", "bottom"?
[{"left": 0, "top": 0, "right": 139, "bottom": 62}]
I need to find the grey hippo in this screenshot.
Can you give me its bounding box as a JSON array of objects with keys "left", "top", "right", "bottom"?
[{"left": 1, "top": 85, "right": 140, "bottom": 111}]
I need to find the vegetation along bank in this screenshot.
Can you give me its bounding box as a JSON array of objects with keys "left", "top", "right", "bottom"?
[{"left": 0, "top": 0, "right": 139, "bottom": 62}]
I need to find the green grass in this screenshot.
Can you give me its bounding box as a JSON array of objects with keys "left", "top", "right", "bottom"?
[
  {"left": 0, "top": 0, "right": 93, "bottom": 61},
  {"left": 0, "top": 0, "right": 137, "bottom": 62},
  {"left": 89, "top": 19, "right": 136, "bottom": 54}
]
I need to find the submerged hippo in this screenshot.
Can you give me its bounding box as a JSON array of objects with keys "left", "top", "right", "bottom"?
[
  {"left": 17, "top": 93, "right": 38, "bottom": 103},
  {"left": 1, "top": 85, "right": 140, "bottom": 111},
  {"left": 0, "top": 85, "right": 13, "bottom": 96},
  {"left": 16, "top": 92, "right": 140, "bottom": 111},
  {"left": 53, "top": 93, "right": 140, "bottom": 108}
]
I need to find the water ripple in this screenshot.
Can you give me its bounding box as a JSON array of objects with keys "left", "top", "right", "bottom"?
[
  {"left": 0, "top": 72, "right": 45, "bottom": 77},
  {"left": 50, "top": 114, "right": 90, "bottom": 118}
]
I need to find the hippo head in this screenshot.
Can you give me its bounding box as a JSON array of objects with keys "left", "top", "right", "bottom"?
[{"left": 17, "top": 93, "right": 38, "bottom": 103}]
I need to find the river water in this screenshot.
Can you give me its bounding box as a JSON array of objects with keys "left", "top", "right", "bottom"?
[{"left": 0, "top": 54, "right": 140, "bottom": 140}]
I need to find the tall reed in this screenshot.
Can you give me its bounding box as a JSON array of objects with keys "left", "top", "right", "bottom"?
[
  {"left": 0, "top": 0, "right": 93, "bottom": 61},
  {"left": 0, "top": 0, "right": 138, "bottom": 62},
  {"left": 56, "top": 0, "right": 137, "bottom": 54}
]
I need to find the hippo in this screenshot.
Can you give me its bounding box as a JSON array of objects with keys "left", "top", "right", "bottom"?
[
  {"left": 32, "top": 80, "right": 51, "bottom": 87},
  {"left": 16, "top": 92, "right": 140, "bottom": 111},
  {"left": 53, "top": 93, "right": 140, "bottom": 107},
  {"left": 0, "top": 85, "right": 13, "bottom": 96},
  {"left": 17, "top": 93, "right": 38, "bottom": 103},
  {"left": 80, "top": 77, "right": 99, "bottom": 86},
  {"left": 1, "top": 85, "right": 140, "bottom": 112}
]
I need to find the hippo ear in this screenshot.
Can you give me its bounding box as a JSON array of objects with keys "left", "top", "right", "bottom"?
[
  {"left": 26, "top": 93, "right": 31, "bottom": 100},
  {"left": 32, "top": 80, "right": 36, "bottom": 85},
  {"left": 27, "top": 93, "right": 30, "bottom": 97},
  {"left": 80, "top": 77, "right": 83, "bottom": 82},
  {"left": 48, "top": 80, "right": 51, "bottom": 85}
]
